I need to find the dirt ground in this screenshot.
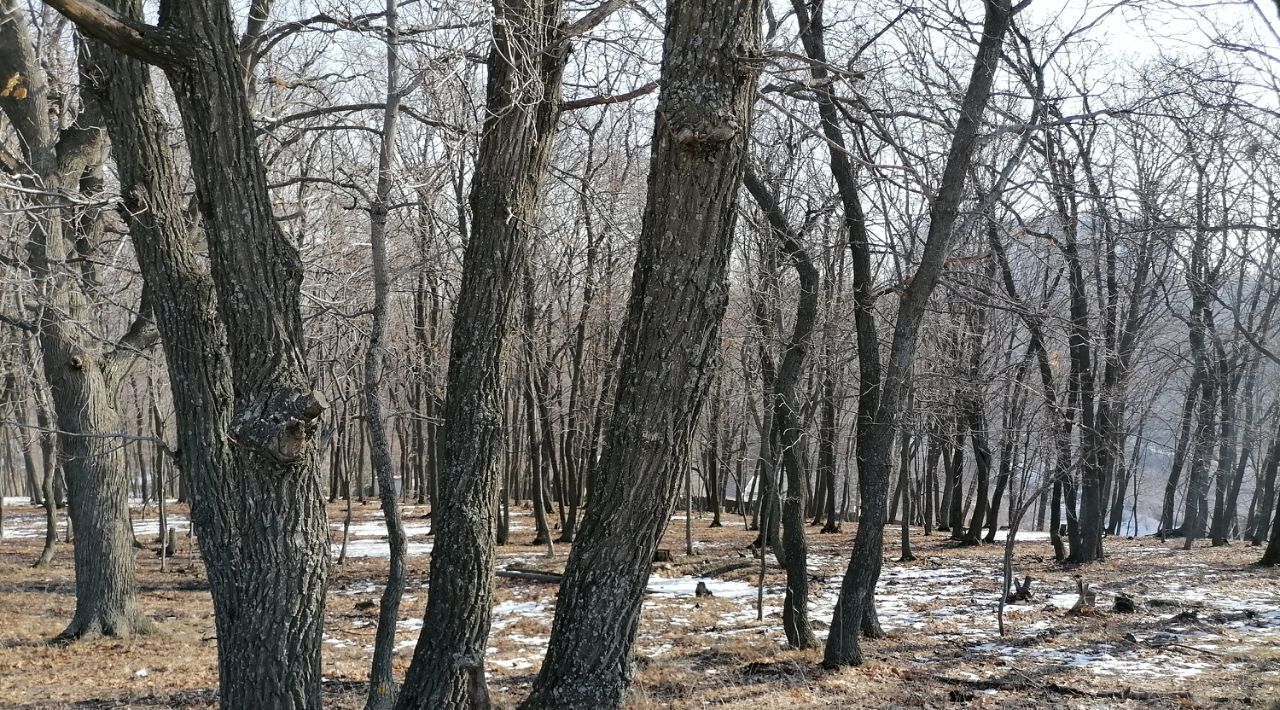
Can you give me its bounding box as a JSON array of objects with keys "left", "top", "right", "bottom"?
[{"left": 1, "top": 497, "right": 1278, "bottom": 709}]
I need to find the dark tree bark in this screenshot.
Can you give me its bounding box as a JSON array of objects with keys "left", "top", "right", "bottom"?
[
  {"left": 395, "top": 0, "right": 568, "bottom": 706},
  {"left": 1160, "top": 371, "right": 1200, "bottom": 537},
  {"left": 522, "top": 1, "right": 760, "bottom": 704},
  {"left": 2, "top": 0, "right": 155, "bottom": 640},
  {"left": 1217, "top": 358, "right": 1258, "bottom": 544},
  {"left": 744, "top": 168, "right": 820, "bottom": 649},
  {"left": 65, "top": 0, "right": 332, "bottom": 705},
  {"left": 818, "top": 373, "right": 841, "bottom": 533},
  {"left": 1252, "top": 421, "right": 1280, "bottom": 545},
  {"left": 946, "top": 424, "right": 968, "bottom": 541},
  {"left": 822, "top": 0, "right": 1015, "bottom": 668}
]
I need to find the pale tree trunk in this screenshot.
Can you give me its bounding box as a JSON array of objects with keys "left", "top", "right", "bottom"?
[{"left": 522, "top": 1, "right": 761, "bottom": 704}]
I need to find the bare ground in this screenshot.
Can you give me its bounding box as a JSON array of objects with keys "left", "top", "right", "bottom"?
[{"left": 1, "top": 498, "right": 1278, "bottom": 709}]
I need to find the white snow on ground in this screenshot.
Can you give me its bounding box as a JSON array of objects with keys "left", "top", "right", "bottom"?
[
  {"left": 970, "top": 641, "right": 1236, "bottom": 679},
  {"left": 333, "top": 539, "right": 433, "bottom": 558},
  {"left": 647, "top": 575, "right": 759, "bottom": 599},
  {"left": 628, "top": 537, "right": 1280, "bottom": 687},
  {"left": 327, "top": 517, "right": 437, "bottom": 558},
  {"left": 0, "top": 503, "right": 54, "bottom": 539},
  {"left": 330, "top": 520, "right": 433, "bottom": 538},
  {"left": 988, "top": 529, "right": 1051, "bottom": 542},
  {"left": 491, "top": 601, "right": 550, "bottom": 630},
  {"left": 130, "top": 515, "right": 189, "bottom": 538}
]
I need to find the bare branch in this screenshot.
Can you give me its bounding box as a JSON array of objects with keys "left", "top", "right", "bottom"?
[{"left": 41, "top": 0, "right": 185, "bottom": 67}]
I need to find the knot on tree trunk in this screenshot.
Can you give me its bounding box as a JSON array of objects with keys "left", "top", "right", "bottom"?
[{"left": 232, "top": 388, "right": 328, "bottom": 463}]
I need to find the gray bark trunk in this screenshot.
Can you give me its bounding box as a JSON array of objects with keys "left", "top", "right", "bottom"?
[
  {"left": 395, "top": 1, "right": 567, "bottom": 706},
  {"left": 67, "top": 0, "right": 332, "bottom": 704},
  {"left": 522, "top": 2, "right": 760, "bottom": 704}
]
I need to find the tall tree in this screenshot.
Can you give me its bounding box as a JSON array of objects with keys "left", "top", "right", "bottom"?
[
  {"left": 364, "top": 0, "right": 408, "bottom": 706},
  {"left": 823, "top": 0, "right": 1018, "bottom": 667},
  {"left": 1, "top": 0, "right": 154, "bottom": 640},
  {"left": 743, "top": 167, "right": 820, "bottom": 649},
  {"left": 54, "top": 0, "right": 331, "bottom": 705},
  {"left": 394, "top": 0, "right": 570, "bottom": 706},
  {"left": 523, "top": 0, "right": 761, "bottom": 704}
]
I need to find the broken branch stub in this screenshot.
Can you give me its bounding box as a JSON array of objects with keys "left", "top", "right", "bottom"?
[{"left": 232, "top": 388, "right": 328, "bottom": 463}]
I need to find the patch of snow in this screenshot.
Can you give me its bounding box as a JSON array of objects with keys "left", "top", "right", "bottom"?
[
  {"left": 491, "top": 601, "right": 550, "bottom": 631},
  {"left": 647, "top": 575, "right": 759, "bottom": 599},
  {"left": 333, "top": 539, "right": 433, "bottom": 558},
  {"left": 988, "top": 529, "right": 1051, "bottom": 542}
]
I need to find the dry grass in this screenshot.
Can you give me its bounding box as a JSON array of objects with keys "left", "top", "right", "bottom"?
[{"left": 1, "top": 499, "right": 1278, "bottom": 708}]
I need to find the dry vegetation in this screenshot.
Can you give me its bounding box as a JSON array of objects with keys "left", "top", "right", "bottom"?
[{"left": 1, "top": 500, "right": 1278, "bottom": 709}]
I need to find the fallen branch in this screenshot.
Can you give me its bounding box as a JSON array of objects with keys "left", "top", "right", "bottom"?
[
  {"left": 905, "top": 670, "right": 1193, "bottom": 701},
  {"left": 495, "top": 568, "right": 563, "bottom": 584}
]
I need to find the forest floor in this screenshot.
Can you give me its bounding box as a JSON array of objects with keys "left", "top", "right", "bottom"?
[{"left": 0, "top": 497, "right": 1278, "bottom": 709}]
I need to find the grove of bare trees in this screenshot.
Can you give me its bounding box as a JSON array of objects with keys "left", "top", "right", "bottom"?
[{"left": 4, "top": 0, "right": 1280, "bottom": 708}]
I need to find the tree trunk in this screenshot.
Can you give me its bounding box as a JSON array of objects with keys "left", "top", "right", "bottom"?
[
  {"left": 2, "top": 0, "right": 153, "bottom": 640},
  {"left": 395, "top": 1, "right": 568, "bottom": 705},
  {"left": 66, "top": 1, "right": 332, "bottom": 704},
  {"left": 821, "top": 0, "right": 1014, "bottom": 668},
  {"left": 365, "top": 3, "right": 409, "bottom": 704},
  {"left": 744, "top": 168, "right": 820, "bottom": 649},
  {"left": 522, "top": 2, "right": 760, "bottom": 703},
  {"left": 1160, "top": 371, "right": 1200, "bottom": 536}
]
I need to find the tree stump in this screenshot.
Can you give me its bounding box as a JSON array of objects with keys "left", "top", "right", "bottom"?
[
  {"left": 1005, "top": 576, "right": 1034, "bottom": 603},
  {"left": 653, "top": 549, "right": 673, "bottom": 563},
  {"left": 1069, "top": 576, "right": 1098, "bottom": 615},
  {"left": 1113, "top": 593, "right": 1137, "bottom": 613}
]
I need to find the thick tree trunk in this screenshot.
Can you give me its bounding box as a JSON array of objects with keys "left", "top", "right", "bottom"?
[
  {"left": 67, "top": 0, "right": 332, "bottom": 704},
  {"left": 2, "top": 0, "right": 152, "bottom": 639},
  {"left": 522, "top": 3, "right": 760, "bottom": 704}
]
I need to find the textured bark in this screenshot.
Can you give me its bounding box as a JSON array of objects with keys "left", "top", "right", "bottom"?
[
  {"left": 522, "top": 1, "right": 760, "bottom": 704},
  {"left": 2, "top": 0, "right": 151, "bottom": 639},
  {"left": 395, "top": 1, "right": 567, "bottom": 706},
  {"left": 69, "top": 0, "right": 331, "bottom": 705}
]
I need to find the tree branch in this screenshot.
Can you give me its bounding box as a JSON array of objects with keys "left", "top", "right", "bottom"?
[
  {"left": 565, "top": 0, "right": 630, "bottom": 36},
  {"left": 562, "top": 81, "right": 658, "bottom": 111},
  {"left": 42, "top": 0, "right": 185, "bottom": 67}
]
